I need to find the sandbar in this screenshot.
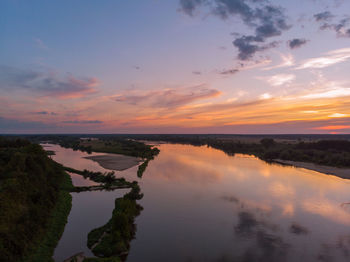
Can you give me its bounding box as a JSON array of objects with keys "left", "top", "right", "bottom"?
[
  {"left": 274, "top": 159, "right": 350, "bottom": 180},
  {"left": 84, "top": 154, "right": 141, "bottom": 171}
]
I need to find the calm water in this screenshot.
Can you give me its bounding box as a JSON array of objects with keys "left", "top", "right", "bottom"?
[{"left": 45, "top": 143, "right": 350, "bottom": 262}]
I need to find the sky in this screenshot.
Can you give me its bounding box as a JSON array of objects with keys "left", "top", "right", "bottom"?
[{"left": 1, "top": 0, "right": 350, "bottom": 134}]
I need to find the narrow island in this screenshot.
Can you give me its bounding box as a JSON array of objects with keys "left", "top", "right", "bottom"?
[{"left": 86, "top": 184, "right": 143, "bottom": 261}]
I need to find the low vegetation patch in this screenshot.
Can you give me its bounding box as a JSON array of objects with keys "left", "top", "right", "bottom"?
[{"left": 137, "top": 159, "right": 150, "bottom": 178}]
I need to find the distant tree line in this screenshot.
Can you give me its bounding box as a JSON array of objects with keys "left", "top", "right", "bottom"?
[{"left": 118, "top": 135, "right": 350, "bottom": 168}]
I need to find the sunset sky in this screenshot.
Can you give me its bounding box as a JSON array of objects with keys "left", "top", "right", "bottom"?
[{"left": 1, "top": 0, "right": 350, "bottom": 134}]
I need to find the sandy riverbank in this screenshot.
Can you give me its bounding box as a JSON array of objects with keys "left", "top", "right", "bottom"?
[
  {"left": 273, "top": 159, "right": 350, "bottom": 180},
  {"left": 84, "top": 154, "right": 141, "bottom": 171}
]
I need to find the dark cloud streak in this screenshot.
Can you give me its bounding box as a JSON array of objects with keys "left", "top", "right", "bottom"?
[
  {"left": 288, "top": 38, "right": 308, "bottom": 49},
  {"left": 179, "top": 0, "right": 206, "bottom": 16},
  {"left": 62, "top": 120, "right": 103, "bottom": 124},
  {"left": 32, "top": 111, "right": 58, "bottom": 115},
  {"left": 219, "top": 68, "right": 239, "bottom": 75},
  {"left": 314, "top": 11, "right": 334, "bottom": 22},
  {"left": 314, "top": 11, "right": 350, "bottom": 38}
]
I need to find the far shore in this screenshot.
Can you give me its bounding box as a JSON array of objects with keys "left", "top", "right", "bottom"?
[
  {"left": 273, "top": 159, "right": 350, "bottom": 180},
  {"left": 84, "top": 154, "right": 141, "bottom": 171}
]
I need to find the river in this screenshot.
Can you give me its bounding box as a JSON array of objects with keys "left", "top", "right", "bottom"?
[{"left": 44, "top": 143, "right": 350, "bottom": 262}]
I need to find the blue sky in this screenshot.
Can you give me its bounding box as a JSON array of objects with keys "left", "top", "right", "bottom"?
[{"left": 1, "top": 0, "right": 350, "bottom": 133}]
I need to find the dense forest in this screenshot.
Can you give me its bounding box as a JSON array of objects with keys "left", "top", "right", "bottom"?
[
  {"left": 208, "top": 138, "right": 350, "bottom": 167},
  {"left": 0, "top": 137, "right": 73, "bottom": 262},
  {"left": 119, "top": 134, "right": 350, "bottom": 168}
]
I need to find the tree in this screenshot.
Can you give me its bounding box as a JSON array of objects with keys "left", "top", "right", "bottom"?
[{"left": 260, "top": 138, "right": 275, "bottom": 148}]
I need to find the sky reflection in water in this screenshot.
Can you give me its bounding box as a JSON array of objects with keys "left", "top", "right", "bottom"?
[
  {"left": 48, "top": 143, "right": 350, "bottom": 262},
  {"left": 129, "top": 144, "right": 350, "bottom": 262}
]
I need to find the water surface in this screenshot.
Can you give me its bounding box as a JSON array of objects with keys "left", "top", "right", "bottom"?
[{"left": 48, "top": 143, "right": 350, "bottom": 262}]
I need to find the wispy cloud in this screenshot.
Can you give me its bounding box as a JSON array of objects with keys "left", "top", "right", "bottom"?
[
  {"left": 328, "top": 113, "right": 348, "bottom": 118},
  {"left": 0, "top": 65, "right": 99, "bottom": 98},
  {"left": 263, "top": 53, "right": 294, "bottom": 71},
  {"left": 301, "top": 86, "right": 350, "bottom": 99},
  {"left": 34, "top": 37, "right": 49, "bottom": 50},
  {"left": 260, "top": 74, "right": 295, "bottom": 87},
  {"left": 113, "top": 85, "right": 221, "bottom": 109},
  {"left": 296, "top": 48, "right": 350, "bottom": 69}
]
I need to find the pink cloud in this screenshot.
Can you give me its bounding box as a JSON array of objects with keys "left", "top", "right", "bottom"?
[{"left": 114, "top": 85, "right": 221, "bottom": 109}]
